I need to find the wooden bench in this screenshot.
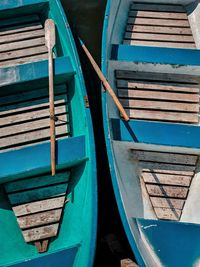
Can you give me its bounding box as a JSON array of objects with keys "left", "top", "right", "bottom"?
[
  {"left": 132, "top": 149, "right": 198, "bottom": 220},
  {"left": 124, "top": 2, "right": 196, "bottom": 49},
  {"left": 0, "top": 14, "right": 48, "bottom": 68},
  {"left": 4, "top": 171, "right": 70, "bottom": 252},
  {"left": 116, "top": 70, "right": 200, "bottom": 124}
]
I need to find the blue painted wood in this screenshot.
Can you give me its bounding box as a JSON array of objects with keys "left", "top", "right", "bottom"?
[
  {"left": 0, "top": 0, "right": 48, "bottom": 12},
  {"left": 9, "top": 246, "right": 79, "bottom": 267},
  {"left": 111, "top": 118, "right": 200, "bottom": 148},
  {"left": 136, "top": 218, "right": 200, "bottom": 267},
  {"left": 111, "top": 44, "right": 200, "bottom": 66},
  {"left": 0, "top": 136, "right": 87, "bottom": 184}
]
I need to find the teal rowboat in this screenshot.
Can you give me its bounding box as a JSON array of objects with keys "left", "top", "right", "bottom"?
[
  {"left": 0, "top": 1, "right": 97, "bottom": 266},
  {"left": 102, "top": 1, "right": 200, "bottom": 266}
]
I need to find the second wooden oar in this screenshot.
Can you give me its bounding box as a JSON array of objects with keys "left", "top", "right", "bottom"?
[
  {"left": 79, "top": 40, "right": 129, "bottom": 121},
  {"left": 45, "top": 19, "right": 56, "bottom": 176}
]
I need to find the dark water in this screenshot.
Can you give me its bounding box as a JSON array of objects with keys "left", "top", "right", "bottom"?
[{"left": 61, "top": 1, "right": 135, "bottom": 266}]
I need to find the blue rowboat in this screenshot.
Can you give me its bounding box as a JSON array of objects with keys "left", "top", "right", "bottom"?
[
  {"left": 102, "top": 1, "right": 200, "bottom": 266},
  {"left": 0, "top": 1, "right": 97, "bottom": 266}
]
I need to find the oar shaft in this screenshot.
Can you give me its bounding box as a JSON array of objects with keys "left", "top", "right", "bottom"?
[{"left": 81, "top": 43, "right": 129, "bottom": 121}]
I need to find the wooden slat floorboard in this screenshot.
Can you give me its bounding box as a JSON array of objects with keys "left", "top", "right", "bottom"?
[
  {"left": 154, "top": 207, "right": 181, "bottom": 220},
  {"left": 0, "top": 22, "right": 43, "bottom": 36},
  {"left": 146, "top": 184, "right": 188, "bottom": 198},
  {"left": 129, "top": 10, "right": 188, "bottom": 19},
  {"left": 127, "top": 17, "right": 189, "bottom": 27},
  {"left": 23, "top": 224, "right": 59, "bottom": 242},
  {"left": 150, "top": 197, "right": 185, "bottom": 209}
]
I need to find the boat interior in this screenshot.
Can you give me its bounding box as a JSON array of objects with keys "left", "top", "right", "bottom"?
[{"left": 0, "top": 1, "right": 93, "bottom": 266}]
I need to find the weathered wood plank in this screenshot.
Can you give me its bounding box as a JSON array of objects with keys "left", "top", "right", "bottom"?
[
  {"left": 125, "top": 109, "right": 199, "bottom": 123},
  {"left": 0, "top": 124, "right": 69, "bottom": 150},
  {"left": 142, "top": 169, "right": 194, "bottom": 176},
  {"left": 0, "top": 46, "right": 47, "bottom": 61},
  {"left": 8, "top": 183, "right": 68, "bottom": 205},
  {"left": 5, "top": 172, "right": 70, "bottom": 193},
  {"left": 142, "top": 172, "right": 192, "bottom": 187},
  {"left": 124, "top": 32, "right": 194, "bottom": 42},
  {"left": 0, "top": 29, "right": 45, "bottom": 45},
  {"left": 120, "top": 99, "right": 199, "bottom": 112},
  {"left": 132, "top": 150, "right": 198, "bottom": 165},
  {"left": 123, "top": 39, "right": 196, "bottom": 49},
  {"left": 129, "top": 10, "right": 188, "bottom": 19},
  {"left": 146, "top": 184, "right": 188, "bottom": 198},
  {"left": 35, "top": 240, "right": 49, "bottom": 253},
  {"left": 0, "top": 37, "right": 45, "bottom": 53},
  {"left": 126, "top": 25, "right": 193, "bottom": 35},
  {"left": 117, "top": 80, "right": 200, "bottom": 93},
  {"left": 17, "top": 209, "right": 62, "bottom": 229},
  {"left": 150, "top": 197, "right": 185, "bottom": 209},
  {"left": 118, "top": 89, "right": 199, "bottom": 102},
  {"left": 0, "top": 15, "right": 40, "bottom": 28},
  {"left": 139, "top": 161, "right": 195, "bottom": 172},
  {"left": 13, "top": 196, "right": 66, "bottom": 217},
  {"left": 23, "top": 223, "right": 59, "bottom": 242},
  {"left": 154, "top": 207, "right": 182, "bottom": 220},
  {"left": 128, "top": 17, "right": 189, "bottom": 27},
  {"left": 0, "top": 22, "right": 43, "bottom": 36},
  {"left": 0, "top": 53, "right": 48, "bottom": 67},
  {"left": 115, "top": 70, "right": 199, "bottom": 84},
  {"left": 130, "top": 3, "right": 185, "bottom": 13}
]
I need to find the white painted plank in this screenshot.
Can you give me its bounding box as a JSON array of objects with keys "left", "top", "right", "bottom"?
[
  {"left": 128, "top": 17, "right": 189, "bottom": 27},
  {"left": 146, "top": 184, "right": 188, "bottom": 198},
  {"left": 150, "top": 197, "right": 185, "bottom": 209},
  {"left": 130, "top": 3, "right": 185, "bottom": 13},
  {"left": 154, "top": 207, "right": 181, "bottom": 220},
  {"left": 17, "top": 209, "right": 62, "bottom": 229},
  {"left": 13, "top": 196, "right": 66, "bottom": 216},
  {"left": 23, "top": 223, "right": 59, "bottom": 242},
  {"left": 0, "top": 22, "right": 43, "bottom": 36},
  {"left": 129, "top": 10, "right": 188, "bottom": 19}
]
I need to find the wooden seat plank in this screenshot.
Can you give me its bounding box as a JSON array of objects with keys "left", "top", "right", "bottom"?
[
  {"left": 0, "top": 22, "right": 43, "bottom": 36},
  {"left": 129, "top": 10, "right": 188, "bottom": 19},
  {"left": 23, "top": 223, "right": 59, "bottom": 242},
  {"left": 125, "top": 109, "right": 199, "bottom": 123},
  {"left": 154, "top": 207, "right": 182, "bottom": 220},
  {"left": 124, "top": 32, "right": 194, "bottom": 43},
  {"left": 17, "top": 209, "right": 62, "bottom": 230},
  {"left": 132, "top": 150, "right": 197, "bottom": 165},
  {"left": 150, "top": 197, "right": 185, "bottom": 209},
  {"left": 118, "top": 89, "right": 199, "bottom": 102},
  {"left": 142, "top": 172, "right": 192, "bottom": 187},
  {"left": 120, "top": 99, "right": 199, "bottom": 113},
  {"left": 8, "top": 183, "right": 68, "bottom": 205},
  {"left": 126, "top": 25, "right": 193, "bottom": 35},
  {"left": 5, "top": 172, "right": 70, "bottom": 193},
  {"left": 146, "top": 184, "right": 188, "bottom": 198},
  {"left": 140, "top": 161, "right": 195, "bottom": 172},
  {"left": 0, "top": 29, "right": 45, "bottom": 45},
  {"left": 130, "top": 3, "right": 185, "bottom": 13},
  {"left": 0, "top": 15, "right": 40, "bottom": 28},
  {"left": 117, "top": 80, "right": 200, "bottom": 93},
  {"left": 13, "top": 196, "right": 66, "bottom": 216},
  {"left": 128, "top": 17, "right": 189, "bottom": 27}
]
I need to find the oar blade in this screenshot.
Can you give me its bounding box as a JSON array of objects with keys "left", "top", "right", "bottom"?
[{"left": 45, "top": 19, "right": 56, "bottom": 50}]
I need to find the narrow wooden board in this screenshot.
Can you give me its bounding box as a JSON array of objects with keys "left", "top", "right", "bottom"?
[
  {"left": 132, "top": 150, "right": 198, "bottom": 165},
  {"left": 115, "top": 70, "right": 199, "bottom": 84},
  {"left": 129, "top": 10, "right": 188, "bottom": 19},
  {"left": 142, "top": 172, "right": 192, "bottom": 187},
  {"left": 118, "top": 89, "right": 199, "bottom": 102},
  {"left": 0, "top": 15, "right": 40, "bottom": 28},
  {"left": 23, "top": 223, "right": 59, "bottom": 242},
  {"left": 126, "top": 25, "right": 193, "bottom": 35},
  {"left": 0, "top": 29, "right": 45, "bottom": 45},
  {"left": 5, "top": 172, "right": 70, "bottom": 193},
  {"left": 120, "top": 99, "right": 199, "bottom": 112},
  {"left": 124, "top": 32, "right": 194, "bottom": 42},
  {"left": 0, "top": 22, "right": 43, "bottom": 36},
  {"left": 0, "top": 37, "right": 45, "bottom": 53},
  {"left": 154, "top": 207, "right": 182, "bottom": 220},
  {"left": 17, "top": 209, "right": 62, "bottom": 230},
  {"left": 116, "top": 80, "right": 200, "bottom": 93},
  {"left": 146, "top": 184, "right": 188, "bottom": 198},
  {"left": 8, "top": 183, "right": 68, "bottom": 205},
  {"left": 123, "top": 39, "right": 196, "bottom": 49},
  {"left": 150, "top": 197, "right": 185, "bottom": 209},
  {"left": 125, "top": 109, "right": 199, "bottom": 123},
  {"left": 130, "top": 3, "right": 185, "bottom": 13},
  {"left": 142, "top": 169, "right": 194, "bottom": 176},
  {"left": 128, "top": 17, "right": 189, "bottom": 27},
  {"left": 13, "top": 196, "right": 66, "bottom": 217}
]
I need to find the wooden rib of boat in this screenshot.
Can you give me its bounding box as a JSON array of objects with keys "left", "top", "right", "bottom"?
[
  {"left": 0, "top": 1, "right": 97, "bottom": 266},
  {"left": 102, "top": 1, "right": 200, "bottom": 266}
]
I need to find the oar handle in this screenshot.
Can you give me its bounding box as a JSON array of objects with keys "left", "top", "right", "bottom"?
[{"left": 80, "top": 41, "right": 129, "bottom": 121}]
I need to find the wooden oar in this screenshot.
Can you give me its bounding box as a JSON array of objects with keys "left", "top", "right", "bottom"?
[
  {"left": 79, "top": 40, "right": 129, "bottom": 121},
  {"left": 45, "top": 19, "right": 56, "bottom": 176}
]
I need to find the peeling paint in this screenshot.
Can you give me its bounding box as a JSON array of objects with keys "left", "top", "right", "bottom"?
[{"left": 142, "top": 224, "right": 157, "bottom": 230}]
